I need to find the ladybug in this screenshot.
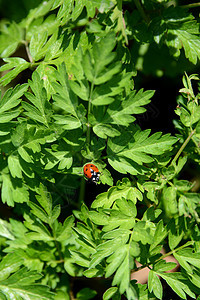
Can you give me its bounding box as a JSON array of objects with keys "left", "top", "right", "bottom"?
[{"left": 83, "top": 163, "right": 100, "bottom": 184}]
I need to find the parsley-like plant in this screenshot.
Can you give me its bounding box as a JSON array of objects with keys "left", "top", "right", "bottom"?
[{"left": 0, "top": 1, "right": 200, "bottom": 299}]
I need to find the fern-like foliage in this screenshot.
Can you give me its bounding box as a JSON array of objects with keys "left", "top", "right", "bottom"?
[
  {"left": 0, "top": 1, "right": 200, "bottom": 300},
  {"left": 0, "top": 253, "right": 54, "bottom": 300}
]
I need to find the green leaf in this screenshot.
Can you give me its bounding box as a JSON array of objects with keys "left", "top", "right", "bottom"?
[
  {"left": 53, "top": 115, "right": 82, "bottom": 130},
  {"left": 4, "top": 220, "right": 32, "bottom": 254},
  {"left": 11, "top": 123, "right": 52, "bottom": 154},
  {"left": 91, "top": 89, "right": 154, "bottom": 139},
  {"left": 0, "top": 219, "right": 15, "bottom": 240},
  {"left": 97, "top": 167, "right": 113, "bottom": 186},
  {"left": 157, "top": 272, "right": 196, "bottom": 299},
  {"left": 0, "top": 22, "right": 23, "bottom": 58},
  {"left": 56, "top": 215, "right": 75, "bottom": 242},
  {"left": 1, "top": 174, "right": 29, "bottom": 207},
  {"left": 92, "top": 96, "right": 115, "bottom": 106},
  {"left": 162, "top": 186, "right": 178, "bottom": 217},
  {"left": 70, "top": 250, "right": 90, "bottom": 268},
  {"left": 94, "top": 62, "right": 121, "bottom": 85},
  {"left": 22, "top": 71, "right": 51, "bottom": 127},
  {"left": 103, "top": 287, "right": 118, "bottom": 300},
  {"left": 116, "top": 199, "right": 137, "bottom": 218},
  {"left": 71, "top": 0, "right": 101, "bottom": 20},
  {"left": 93, "top": 72, "right": 133, "bottom": 98},
  {"left": 188, "top": 270, "right": 200, "bottom": 289},
  {"left": 153, "top": 260, "right": 177, "bottom": 272},
  {"left": 52, "top": 63, "right": 78, "bottom": 115},
  {"left": 112, "top": 246, "right": 131, "bottom": 294},
  {"left": 23, "top": 0, "right": 54, "bottom": 29},
  {"left": 0, "top": 22, "right": 23, "bottom": 57},
  {"left": 105, "top": 89, "right": 154, "bottom": 123},
  {"left": 82, "top": 32, "right": 117, "bottom": 83},
  {"left": 52, "top": 64, "right": 85, "bottom": 130},
  {"left": 76, "top": 288, "right": 97, "bottom": 300},
  {"left": 36, "top": 64, "right": 57, "bottom": 99},
  {"left": 90, "top": 207, "right": 135, "bottom": 232},
  {"left": 0, "top": 58, "right": 30, "bottom": 86},
  {"left": 92, "top": 178, "right": 142, "bottom": 209},
  {"left": 29, "top": 202, "right": 49, "bottom": 224},
  {"left": 142, "top": 207, "right": 162, "bottom": 222},
  {"left": 0, "top": 83, "right": 28, "bottom": 113},
  {"left": 28, "top": 19, "right": 61, "bottom": 63},
  {"left": 8, "top": 155, "right": 22, "bottom": 178},
  {"left": 93, "top": 123, "right": 120, "bottom": 139},
  {"left": 35, "top": 184, "right": 52, "bottom": 216},
  {"left": 174, "top": 248, "right": 200, "bottom": 272},
  {"left": 83, "top": 268, "right": 101, "bottom": 278},
  {"left": 151, "top": 6, "right": 200, "bottom": 64},
  {"left": 126, "top": 285, "right": 138, "bottom": 300},
  {"left": 24, "top": 214, "right": 52, "bottom": 242},
  {"left": 69, "top": 79, "right": 90, "bottom": 101},
  {"left": 168, "top": 218, "right": 185, "bottom": 250},
  {"left": 0, "top": 253, "right": 23, "bottom": 281},
  {"left": 44, "top": 149, "right": 73, "bottom": 170},
  {"left": 44, "top": 28, "right": 63, "bottom": 61},
  {"left": 0, "top": 267, "right": 54, "bottom": 300},
  {"left": 132, "top": 221, "right": 154, "bottom": 245},
  {"left": 70, "top": 0, "right": 115, "bottom": 21},
  {"left": 150, "top": 220, "right": 168, "bottom": 252},
  {"left": 167, "top": 22, "right": 200, "bottom": 64},
  {"left": 108, "top": 126, "right": 177, "bottom": 175},
  {"left": 29, "top": 32, "right": 48, "bottom": 61},
  {"left": 90, "top": 233, "right": 130, "bottom": 268},
  {"left": 27, "top": 15, "right": 58, "bottom": 42},
  {"left": 0, "top": 83, "right": 28, "bottom": 122},
  {"left": 105, "top": 245, "right": 128, "bottom": 278},
  {"left": 51, "top": 205, "right": 61, "bottom": 223},
  {"left": 18, "top": 147, "right": 33, "bottom": 163},
  {"left": 64, "top": 257, "right": 76, "bottom": 277},
  {"left": 148, "top": 270, "right": 163, "bottom": 299}
]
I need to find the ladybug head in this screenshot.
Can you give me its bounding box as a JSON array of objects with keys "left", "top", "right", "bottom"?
[{"left": 90, "top": 169, "right": 100, "bottom": 184}]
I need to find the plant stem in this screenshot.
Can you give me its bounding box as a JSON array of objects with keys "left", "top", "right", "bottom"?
[
  {"left": 131, "top": 241, "right": 194, "bottom": 273},
  {"left": 181, "top": 2, "right": 200, "bottom": 9},
  {"left": 86, "top": 81, "right": 94, "bottom": 144},
  {"left": 78, "top": 81, "right": 94, "bottom": 206},
  {"left": 23, "top": 40, "right": 33, "bottom": 63},
  {"left": 133, "top": 0, "right": 150, "bottom": 24},
  {"left": 54, "top": 239, "right": 64, "bottom": 261},
  {"left": 171, "top": 129, "right": 196, "bottom": 165},
  {"left": 154, "top": 241, "right": 194, "bottom": 263},
  {"left": 117, "top": 0, "right": 128, "bottom": 45},
  {"left": 78, "top": 177, "right": 86, "bottom": 208}
]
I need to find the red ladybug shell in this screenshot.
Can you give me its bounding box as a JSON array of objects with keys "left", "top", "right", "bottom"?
[{"left": 83, "top": 163, "right": 100, "bottom": 183}]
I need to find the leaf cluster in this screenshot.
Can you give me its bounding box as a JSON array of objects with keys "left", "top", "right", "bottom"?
[{"left": 0, "top": 0, "right": 200, "bottom": 299}]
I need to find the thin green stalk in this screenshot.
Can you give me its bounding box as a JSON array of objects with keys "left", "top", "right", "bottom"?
[
  {"left": 78, "top": 176, "right": 86, "bottom": 207},
  {"left": 117, "top": 0, "right": 128, "bottom": 45},
  {"left": 128, "top": 230, "right": 135, "bottom": 280},
  {"left": 133, "top": 0, "right": 150, "bottom": 24},
  {"left": 52, "top": 233, "right": 64, "bottom": 261},
  {"left": 78, "top": 81, "right": 94, "bottom": 206},
  {"left": 23, "top": 40, "right": 33, "bottom": 63},
  {"left": 171, "top": 129, "right": 196, "bottom": 165},
  {"left": 131, "top": 241, "right": 194, "bottom": 273},
  {"left": 154, "top": 241, "right": 194, "bottom": 264},
  {"left": 86, "top": 81, "right": 94, "bottom": 144},
  {"left": 181, "top": 2, "right": 200, "bottom": 9}
]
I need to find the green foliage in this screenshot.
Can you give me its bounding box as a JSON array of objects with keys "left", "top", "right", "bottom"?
[
  {"left": 0, "top": 253, "right": 54, "bottom": 299},
  {"left": 0, "top": 0, "right": 200, "bottom": 299},
  {"left": 150, "top": 6, "right": 200, "bottom": 64}
]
